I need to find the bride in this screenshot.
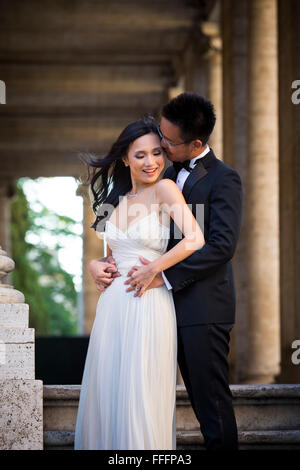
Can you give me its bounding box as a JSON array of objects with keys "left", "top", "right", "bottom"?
[{"left": 74, "top": 117, "right": 205, "bottom": 450}]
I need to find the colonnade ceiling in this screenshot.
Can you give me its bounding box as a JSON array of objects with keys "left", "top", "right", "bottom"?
[{"left": 0, "top": 0, "right": 216, "bottom": 178}]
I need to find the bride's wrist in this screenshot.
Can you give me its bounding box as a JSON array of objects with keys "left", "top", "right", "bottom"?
[{"left": 149, "top": 261, "right": 160, "bottom": 276}]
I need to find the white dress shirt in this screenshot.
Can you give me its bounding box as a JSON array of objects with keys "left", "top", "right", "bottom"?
[{"left": 162, "top": 145, "right": 210, "bottom": 290}]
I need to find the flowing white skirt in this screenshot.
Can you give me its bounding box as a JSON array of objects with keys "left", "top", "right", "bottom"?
[{"left": 74, "top": 275, "right": 177, "bottom": 450}]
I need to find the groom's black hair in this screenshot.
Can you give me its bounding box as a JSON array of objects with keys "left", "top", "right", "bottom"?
[{"left": 161, "top": 92, "right": 216, "bottom": 145}]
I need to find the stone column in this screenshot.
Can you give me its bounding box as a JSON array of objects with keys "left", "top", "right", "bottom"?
[
  {"left": 202, "top": 24, "right": 223, "bottom": 159},
  {"left": 0, "top": 246, "right": 43, "bottom": 449},
  {"left": 222, "top": 0, "right": 249, "bottom": 383},
  {"left": 76, "top": 184, "right": 104, "bottom": 335},
  {"left": 0, "top": 179, "right": 15, "bottom": 259},
  {"left": 184, "top": 43, "right": 208, "bottom": 96},
  {"left": 168, "top": 76, "right": 185, "bottom": 101},
  {"left": 184, "top": 24, "right": 223, "bottom": 160},
  {"left": 245, "top": 0, "right": 280, "bottom": 383},
  {"left": 277, "top": 0, "right": 300, "bottom": 383},
  {"left": 222, "top": 0, "right": 280, "bottom": 384}
]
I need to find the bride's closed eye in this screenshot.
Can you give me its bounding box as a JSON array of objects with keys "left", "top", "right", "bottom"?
[
  {"left": 135, "top": 148, "right": 163, "bottom": 159},
  {"left": 153, "top": 147, "right": 163, "bottom": 155}
]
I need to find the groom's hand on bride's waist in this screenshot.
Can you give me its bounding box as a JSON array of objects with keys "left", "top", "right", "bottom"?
[
  {"left": 124, "top": 256, "right": 164, "bottom": 296},
  {"left": 89, "top": 256, "right": 121, "bottom": 292}
]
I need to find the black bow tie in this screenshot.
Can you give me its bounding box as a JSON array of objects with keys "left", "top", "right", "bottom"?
[{"left": 173, "top": 158, "right": 202, "bottom": 174}]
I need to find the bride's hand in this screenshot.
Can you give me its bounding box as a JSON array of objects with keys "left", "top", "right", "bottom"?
[
  {"left": 124, "top": 261, "right": 158, "bottom": 297},
  {"left": 89, "top": 257, "right": 120, "bottom": 292}
]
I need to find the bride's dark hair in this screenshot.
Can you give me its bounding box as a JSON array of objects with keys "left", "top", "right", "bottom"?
[{"left": 79, "top": 116, "right": 161, "bottom": 231}]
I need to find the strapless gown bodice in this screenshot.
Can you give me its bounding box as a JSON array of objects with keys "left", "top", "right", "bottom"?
[{"left": 104, "top": 210, "right": 170, "bottom": 277}]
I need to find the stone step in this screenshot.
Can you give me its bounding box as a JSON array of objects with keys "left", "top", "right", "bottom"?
[
  {"left": 43, "top": 429, "right": 300, "bottom": 451},
  {"left": 43, "top": 384, "right": 300, "bottom": 450},
  {"left": 176, "top": 430, "right": 300, "bottom": 450}
]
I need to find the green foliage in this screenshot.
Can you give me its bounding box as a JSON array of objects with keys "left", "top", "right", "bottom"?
[{"left": 10, "top": 179, "right": 80, "bottom": 336}]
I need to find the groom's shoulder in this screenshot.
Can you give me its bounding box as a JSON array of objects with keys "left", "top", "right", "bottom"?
[
  {"left": 213, "top": 153, "right": 241, "bottom": 181},
  {"left": 208, "top": 156, "right": 242, "bottom": 193}
]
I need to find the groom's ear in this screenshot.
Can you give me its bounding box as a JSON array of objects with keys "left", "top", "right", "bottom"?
[{"left": 191, "top": 139, "right": 203, "bottom": 152}]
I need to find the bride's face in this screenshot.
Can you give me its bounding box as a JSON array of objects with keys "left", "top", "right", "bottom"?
[{"left": 124, "top": 133, "right": 165, "bottom": 186}]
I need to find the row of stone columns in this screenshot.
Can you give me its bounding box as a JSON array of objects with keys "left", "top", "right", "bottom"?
[
  {"left": 222, "top": 0, "right": 300, "bottom": 384},
  {"left": 78, "top": 0, "right": 300, "bottom": 385},
  {"left": 170, "top": 0, "right": 285, "bottom": 384}
]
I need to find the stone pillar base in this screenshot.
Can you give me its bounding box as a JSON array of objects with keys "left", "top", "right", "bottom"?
[
  {"left": 0, "top": 248, "right": 44, "bottom": 450},
  {"left": 242, "top": 375, "right": 275, "bottom": 385},
  {"left": 0, "top": 379, "right": 43, "bottom": 450}
]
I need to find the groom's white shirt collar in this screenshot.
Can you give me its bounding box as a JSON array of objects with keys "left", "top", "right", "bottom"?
[
  {"left": 189, "top": 144, "right": 210, "bottom": 169},
  {"left": 175, "top": 144, "right": 210, "bottom": 191}
]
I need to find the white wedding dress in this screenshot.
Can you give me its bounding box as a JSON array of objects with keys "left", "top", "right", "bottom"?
[{"left": 74, "top": 209, "right": 177, "bottom": 450}]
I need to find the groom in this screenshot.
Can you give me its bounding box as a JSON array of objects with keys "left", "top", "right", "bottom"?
[{"left": 89, "top": 92, "right": 243, "bottom": 450}]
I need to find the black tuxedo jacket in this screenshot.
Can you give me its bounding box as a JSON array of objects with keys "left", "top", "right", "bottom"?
[{"left": 163, "top": 149, "right": 243, "bottom": 326}]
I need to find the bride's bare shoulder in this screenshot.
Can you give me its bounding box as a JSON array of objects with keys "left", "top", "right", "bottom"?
[
  {"left": 155, "top": 178, "right": 179, "bottom": 193},
  {"left": 154, "top": 178, "right": 182, "bottom": 204}
]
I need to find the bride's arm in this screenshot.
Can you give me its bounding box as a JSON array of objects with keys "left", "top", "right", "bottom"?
[
  {"left": 153, "top": 179, "right": 205, "bottom": 272},
  {"left": 128, "top": 179, "right": 205, "bottom": 296}
]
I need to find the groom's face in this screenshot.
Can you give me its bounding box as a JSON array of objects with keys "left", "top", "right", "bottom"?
[{"left": 160, "top": 117, "right": 192, "bottom": 163}]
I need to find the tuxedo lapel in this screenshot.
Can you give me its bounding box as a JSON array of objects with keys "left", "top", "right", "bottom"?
[
  {"left": 182, "top": 149, "right": 217, "bottom": 200},
  {"left": 164, "top": 149, "right": 217, "bottom": 200}
]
